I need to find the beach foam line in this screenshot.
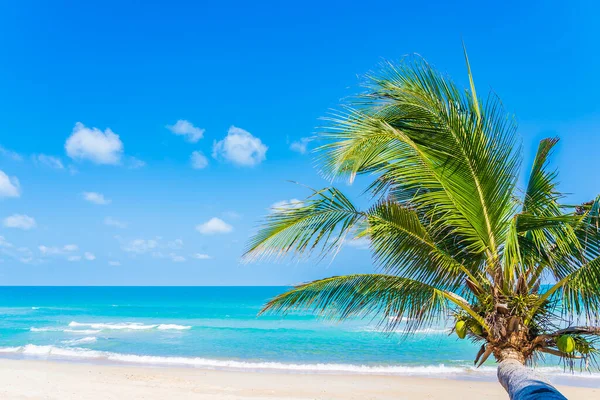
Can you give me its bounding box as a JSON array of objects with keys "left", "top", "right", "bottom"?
[
  {"left": 68, "top": 321, "right": 191, "bottom": 331},
  {"left": 62, "top": 337, "right": 98, "bottom": 345},
  {"left": 0, "top": 344, "right": 598, "bottom": 379},
  {"left": 64, "top": 329, "right": 102, "bottom": 334}
]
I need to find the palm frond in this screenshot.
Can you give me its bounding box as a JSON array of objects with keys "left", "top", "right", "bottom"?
[
  {"left": 365, "top": 200, "right": 483, "bottom": 291},
  {"left": 260, "top": 274, "right": 482, "bottom": 333},
  {"left": 318, "top": 56, "right": 520, "bottom": 268},
  {"left": 522, "top": 138, "right": 561, "bottom": 216},
  {"left": 244, "top": 187, "right": 363, "bottom": 262}
]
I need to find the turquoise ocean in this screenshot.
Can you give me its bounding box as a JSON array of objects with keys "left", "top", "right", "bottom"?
[{"left": 0, "top": 286, "right": 597, "bottom": 387}]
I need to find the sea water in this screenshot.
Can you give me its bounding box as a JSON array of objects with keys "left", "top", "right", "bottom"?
[{"left": 0, "top": 286, "right": 597, "bottom": 387}]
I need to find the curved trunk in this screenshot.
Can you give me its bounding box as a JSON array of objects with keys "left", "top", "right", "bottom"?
[{"left": 497, "top": 350, "right": 566, "bottom": 400}]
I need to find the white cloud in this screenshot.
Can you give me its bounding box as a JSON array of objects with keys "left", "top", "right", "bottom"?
[
  {"left": 122, "top": 239, "right": 159, "bottom": 254},
  {"left": 3, "top": 214, "right": 36, "bottom": 230},
  {"left": 193, "top": 253, "right": 211, "bottom": 260},
  {"left": 33, "top": 154, "right": 64, "bottom": 169},
  {"left": 166, "top": 120, "right": 205, "bottom": 143},
  {"left": 170, "top": 253, "right": 186, "bottom": 262},
  {"left": 168, "top": 239, "right": 183, "bottom": 250},
  {"left": 83, "top": 192, "right": 111, "bottom": 205},
  {"left": 0, "top": 170, "right": 20, "bottom": 198},
  {"left": 0, "top": 146, "right": 23, "bottom": 161},
  {"left": 345, "top": 237, "right": 370, "bottom": 250},
  {"left": 108, "top": 260, "right": 121, "bottom": 266},
  {"left": 39, "top": 244, "right": 78, "bottom": 255},
  {"left": 0, "top": 236, "right": 13, "bottom": 248},
  {"left": 84, "top": 252, "right": 96, "bottom": 261},
  {"left": 39, "top": 245, "right": 60, "bottom": 255},
  {"left": 65, "top": 122, "right": 123, "bottom": 165},
  {"left": 190, "top": 151, "right": 209, "bottom": 169},
  {"left": 271, "top": 199, "right": 303, "bottom": 212},
  {"left": 67, "top": 255, "right": 81, "bottom": 262},
  {"left": 104, "top": 217, "right": 127, "bottom": 229},
  {"left": 127, "top": 156, "right": 146, "bottom": 169},
  {"left": 290, "top": 137, "right": 311, "bottom": 154},
  {"left": 212, "top": 126, "right": 267, "bottom": 167},
  {"left": 196, "top": 217, "right": 233, "bottom": 235}
]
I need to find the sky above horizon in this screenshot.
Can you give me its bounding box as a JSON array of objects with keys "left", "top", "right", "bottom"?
[{"left": 0, "top": 0, "right": 599, "bottom": 285}]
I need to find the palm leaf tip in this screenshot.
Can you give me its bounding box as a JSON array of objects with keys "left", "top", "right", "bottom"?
[
  {"left": 243, "top": 187, "right": 363, "bottom": 263},
  {"left": 258, "top": 274, "right": 454, "bottom": 333}
]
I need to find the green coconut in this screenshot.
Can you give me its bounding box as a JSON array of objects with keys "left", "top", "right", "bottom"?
[
  {"left": 455, "top": 320, "right": 467, "bottom": 339},
  {"left": 469, "top": 322, "right": 483, "bottom": 336},
  {"left": 557, "top": 335, "right": 575, "bottom": 353}
]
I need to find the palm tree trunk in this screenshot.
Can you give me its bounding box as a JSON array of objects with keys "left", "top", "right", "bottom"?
[{"left": 497, "top": 349, "right": 566, "bottom": 399}]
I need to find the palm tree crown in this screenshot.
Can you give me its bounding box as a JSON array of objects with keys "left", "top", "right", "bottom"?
[{"left": 244, "top": 51, "right": 600, "bottom": 386}]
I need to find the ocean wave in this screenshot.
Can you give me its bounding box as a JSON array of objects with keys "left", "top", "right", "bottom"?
[
  {"left": 68, "top": 321, "right": 191, "bottom": 331},
  {"left": 0, "top": 344, "right": 598, "bottom": 380},
  {"left": 30, "top": 327, "right": 61, "bottom": 332},
  {"left": 62, "top": 337, "right": 98, "bottom": 345},
  {"left": 64, "top": 329, "right": 102, "bottom": 334}
]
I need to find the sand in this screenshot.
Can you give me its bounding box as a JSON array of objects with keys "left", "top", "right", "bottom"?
[{"left": 0, "top": 358, "right": 596, "bottom": 399}]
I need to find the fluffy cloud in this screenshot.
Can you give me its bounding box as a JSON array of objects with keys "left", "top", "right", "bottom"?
[
  {"left": 166, "top": 120, "right": 205, "bottom": 143},
  {"left": 168, "top": 239, "right": 184, "bottom": 250},
  {"left": 108, "top": 260, "right": 121, "bottom": 266},
  {"left": 170, "top": 253, "right": 186, "bottom": 262},
  {"left": 127, "top": 157, "right": 146, "bottom": 169},
  {"left": 196, "top": 217, "right": 233, "bottom": 235},
  {"left": 39, "top": 244, "right": 78, "bottom": 255},
  {"left": 0, "top": 170, "right": 21, "bottom": 198},
  {"left": 65, "top": 122, "right": 123, "bottom": 165},
  {"left": 193, "top": 253, "right": 211, "bottom": 260},
  {"left": 190, "top": 151, "right": 209, "bottom": 169},
  {"left": 0, "top": 239, "right": 39, "bottom": 264},
  {"left": 212, "top": 126, "right": 267, "bottom": 167},
  {"left": 84, "top": 252, "right": 96, "bottom": 261},
  {"left": 104, "top": 217, "right": 127, "bottom": 229},
  {"left": 289, "top": 137, "right": 311, "bottom": 154},
  {"left": 3, "top": 214, "right": 36, "bottom": 230},
  {"left": 67, "top": 255, "right": 82, "bottom": 262},
  {"left": 345, "top": 237, "right": 370, "bottom": 250},
  {"left": 271, "top": 199, "right": 303, "bottom": 212},
  {"left": 83, "top": 192, "right": 111, "bottom": 205},
  {"left": 122, "top": 238, "right": 159, "bottom": 254},
  {"left": 0, "top": 236, "right": 13, "bottom": 248},
  {"left": 33, "top": 154, "right": 64, "bottom": 169}
]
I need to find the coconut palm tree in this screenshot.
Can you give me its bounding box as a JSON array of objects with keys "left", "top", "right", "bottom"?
[{"left": 244, "top": 51, "right": 600, "bottom": 399}]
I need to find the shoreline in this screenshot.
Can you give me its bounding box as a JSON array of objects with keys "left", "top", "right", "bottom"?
[
  {"left": 1, "top": 350, "right": 599, "bottom": 388},
  {"left": 0, "top": 358, "right": 597, "bottom": 399}
]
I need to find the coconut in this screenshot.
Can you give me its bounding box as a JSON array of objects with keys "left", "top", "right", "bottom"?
[
  {"left": 557, "top": 335, "right": 575, "bottom": 353},
  {"left": 455, "top": 320, "right": 467, "bottom": 339}
]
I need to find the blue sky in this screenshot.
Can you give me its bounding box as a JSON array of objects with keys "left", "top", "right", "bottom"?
[{"left": 0, "top": 0, "right": 598, "bottom": 285}]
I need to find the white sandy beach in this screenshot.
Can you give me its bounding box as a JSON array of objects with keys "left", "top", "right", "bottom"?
[{"left": 0, "top": 359, "right": 596, "bottom": 399}]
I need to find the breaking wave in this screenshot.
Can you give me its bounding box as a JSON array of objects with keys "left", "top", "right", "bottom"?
[{"left": 0, "top": 344, "right": 598, "bottom": 380}]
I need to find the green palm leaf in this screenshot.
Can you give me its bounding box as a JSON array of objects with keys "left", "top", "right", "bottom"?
[
  {"left": 259, "top": 274, "right": 482, "bottom": 333},
  {"left": 244, "top": 187, "right": 363, "bottom": 261}
]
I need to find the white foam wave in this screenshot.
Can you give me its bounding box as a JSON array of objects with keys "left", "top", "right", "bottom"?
[
  {"left": 29, "top": 327, "right": 63, "bottom": 332},
  {"left": 64, "top": 329, "right": 101, "bottom": 334},
  {"left": 157, "top": 324, "right": 192, "bottom": 330},
  {"left": 0, "top": 344, "right": 598, "bottom": 380},
  {"left": 62, "top": 337, "right": 97, "bottom": 345},
  {"left": 68, "top": 321, "right": 191, "bottom": 331}
]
